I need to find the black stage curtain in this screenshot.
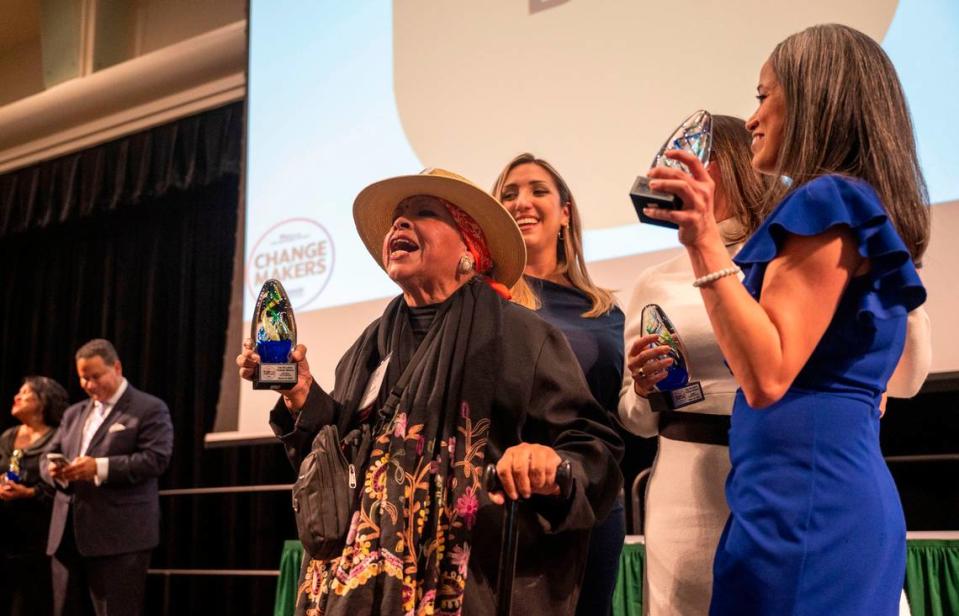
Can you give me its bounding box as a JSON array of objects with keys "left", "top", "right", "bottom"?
[
  {"left": 0, "top": 102, "right": 298, "bottom": 615},
  {"left": 0, "top": 102, "right": 243, "bottom": 414}
]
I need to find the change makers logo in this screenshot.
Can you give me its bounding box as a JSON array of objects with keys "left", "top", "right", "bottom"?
[{"left": 246, "top": 218, "right": 335, "bottom": 310}]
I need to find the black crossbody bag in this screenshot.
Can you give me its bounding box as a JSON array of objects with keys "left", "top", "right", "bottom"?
[{"left": 291, "top": 324, "right": 439, "bottom": 560}]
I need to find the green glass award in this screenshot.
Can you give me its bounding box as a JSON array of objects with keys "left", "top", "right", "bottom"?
[{"left": 252, "top": 279, "right": 298, "bottom": 390}]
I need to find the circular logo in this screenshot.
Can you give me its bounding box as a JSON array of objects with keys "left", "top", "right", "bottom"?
[{"left": 246, "top": 218, "right": 335, "bottom": 310}]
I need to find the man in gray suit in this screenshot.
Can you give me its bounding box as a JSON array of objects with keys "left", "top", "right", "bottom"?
[{"left": 42, "top": 339, "right": 173, "bottom": 616}]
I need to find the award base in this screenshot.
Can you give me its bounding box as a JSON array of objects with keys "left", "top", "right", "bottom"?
[
  {"left": 630, "top": 176, "right": 681, "bottom": 230},
  {"left": 646, "top": 381, "right": 705, "bottom": 412},
  {"left": 253, "top": 362, "right": 298, "bottom": 390}
]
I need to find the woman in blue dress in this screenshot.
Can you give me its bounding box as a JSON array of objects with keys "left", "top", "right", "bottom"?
[
  {"left": 492, "top": 153, "right": 627, "bottom": 616},
  {"left": 641, "top": 24, "right": 929, "bottom": 615}
]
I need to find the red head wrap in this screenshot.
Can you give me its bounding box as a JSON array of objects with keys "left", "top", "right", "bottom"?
[{"left": 441, "top": 201, "right": 512, "bottom": 300}]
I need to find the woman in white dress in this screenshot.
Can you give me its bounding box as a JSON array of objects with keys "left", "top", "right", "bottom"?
[
  {"left": 618, "top": 115, "right": 768, "bottom": 615},
  {"left": 619, "top": 116, "right": 932, "bottom": 615}
]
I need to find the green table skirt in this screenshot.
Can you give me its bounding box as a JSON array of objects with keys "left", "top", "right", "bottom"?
[
  {"left": 611, "top": 542, "right": 645, "bottom": 616},
  {"left": 274, "top": 539, "right": 959, "bottom": 616},
  {"left": 905, "top": 540, "right": 959, "bottom": 616},
  {"left": 274, "top": 540, "right": 304, "bottom": 616}
]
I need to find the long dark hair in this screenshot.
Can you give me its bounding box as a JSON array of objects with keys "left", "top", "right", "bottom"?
[{"left": 768, "top": 24, "right": 930, "bottom": 262}]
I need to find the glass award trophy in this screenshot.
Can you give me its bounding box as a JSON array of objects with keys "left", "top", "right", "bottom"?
[
  {"left": 252, "top": 279, "right": 298, "bottom": 390},
  {"left": 630, "top": 110, "right": 713, "bottom": 229},
  {"left": 640, "top": 304, "right": 704, "bottom": 411},
  {"left": 4, "top": 448, "right": 22, "bottom": 482}
]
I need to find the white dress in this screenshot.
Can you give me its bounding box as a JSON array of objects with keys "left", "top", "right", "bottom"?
[
  {"left": 618, "top": 219, "right": 931, "bottom": 616},
  {"left": 618, "top": 219, "right": 743, "bottom": 616}
]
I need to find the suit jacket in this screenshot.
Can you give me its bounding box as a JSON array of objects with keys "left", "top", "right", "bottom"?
[{"left": 41, "top": 384, "right": 174, "bottom": 557}]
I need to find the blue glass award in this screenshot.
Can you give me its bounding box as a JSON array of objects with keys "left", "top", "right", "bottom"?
[
  {"left": 252, "top": 279, "right": 298, "bottom": 390},
  {"left": 630, "top": 110, "right": 713, "bottom": 229},
  {"left": 4, "top": 448, "right": 22, "bottom": 482},
  {"left": 640, "top": 304, "right": 704, "bottom": 410}
]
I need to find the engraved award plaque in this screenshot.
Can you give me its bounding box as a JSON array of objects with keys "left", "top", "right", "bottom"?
[
  {"left": 640, "top": 304, "right": 704, "bottom": 410},
  {"left": 630, "top": 110, "right": 713, "bottom": 229},
  {"left": 252, "top": 279, "right": 298, "bottom": 390}
]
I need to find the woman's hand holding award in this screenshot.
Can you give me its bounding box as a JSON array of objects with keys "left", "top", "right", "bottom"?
[
  {"left": 630, "top": 110, "right": 713, "bottom": 229},
  {"left": 4, "top": 448, "right": 22, "bottom": 483},
  {"left": 640, "top": 304, "right": 704, "bottom": 411}
]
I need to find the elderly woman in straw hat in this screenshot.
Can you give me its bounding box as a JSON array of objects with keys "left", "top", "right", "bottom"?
[{"left": 237, "top": 168, "right": 623, "bottom": 615}]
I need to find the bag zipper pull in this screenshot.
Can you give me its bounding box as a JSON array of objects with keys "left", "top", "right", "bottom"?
[{"left": 348, "top": 464, "right": 357, "bottom": 489}]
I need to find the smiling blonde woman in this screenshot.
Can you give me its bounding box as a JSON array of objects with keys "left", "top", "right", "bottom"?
[{"left": 492, "top": 154, "right": 626, "bottom": 616}]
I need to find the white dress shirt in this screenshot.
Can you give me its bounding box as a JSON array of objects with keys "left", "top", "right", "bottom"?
[{"left": 80, "top": 378, "right": 128, "bottom": 485}]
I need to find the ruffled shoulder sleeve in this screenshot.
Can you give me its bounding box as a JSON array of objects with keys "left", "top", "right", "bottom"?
[{"left": 734, "top": 175, "right": 925, "bottom": 321}]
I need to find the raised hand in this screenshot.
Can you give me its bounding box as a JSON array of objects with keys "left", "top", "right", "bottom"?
[
  {"left": 642, "top": 149, "right": 720, "bottom": 249},
  {"left": 236, "top": 340, "right": 314, "bottom": 411}
]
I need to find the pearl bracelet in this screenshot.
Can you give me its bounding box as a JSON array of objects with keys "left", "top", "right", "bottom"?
[{"left": 692, "top": 266, "right": 741, "bottom": 288}]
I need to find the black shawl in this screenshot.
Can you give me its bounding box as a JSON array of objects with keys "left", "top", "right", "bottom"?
[{"left": 299, "top": 278, "right": 502, "bottom": 615}]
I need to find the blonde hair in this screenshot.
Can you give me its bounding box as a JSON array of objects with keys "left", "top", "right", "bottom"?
[
  {"left": 710, "top": 115, "right": 774, "bottom": 240},
  {"left": 491, "top": 153, "right": 616, "bottom": 317},
  {"left": 767, "top": 24, "right": 930, "bottom": 263}
]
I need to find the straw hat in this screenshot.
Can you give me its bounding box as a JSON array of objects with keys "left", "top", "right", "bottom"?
[{"left": 353, "top": 168, "right": 526, "bottom": 287}]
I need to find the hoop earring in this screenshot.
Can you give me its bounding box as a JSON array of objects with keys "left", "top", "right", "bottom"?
[{"left": 457, "top": 253, "right": 475, "bottom": 275}]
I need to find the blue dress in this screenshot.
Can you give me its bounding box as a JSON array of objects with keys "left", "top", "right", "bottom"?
[{"left": 709, "top": 176, "right": 926, "bottom": 616}]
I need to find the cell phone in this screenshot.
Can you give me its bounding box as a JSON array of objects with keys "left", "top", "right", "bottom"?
[{"left": 47, "top": 453, "right": 70, "bottom": 467}]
